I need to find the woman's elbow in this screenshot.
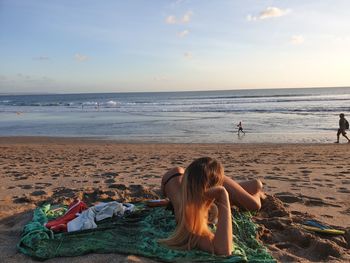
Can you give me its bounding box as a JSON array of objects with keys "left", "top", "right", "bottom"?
[{"left": 214, "top": 245, "right": 233, "bottom": 256}]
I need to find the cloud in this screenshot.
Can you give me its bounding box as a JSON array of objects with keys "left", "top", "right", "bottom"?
[
  {"left": 165, "top": 11, "right": 193, "bottom": 24},
  {"left": 183, "top": 51, "right": 192, "bottom": 59},
  {"left": 74, "top": 53, "right": 89, "bottom": 62},
  {"left": 177, "top": 29, "right": 190, "bottom": 38},
  {"left": 33, "top": 56, "right": 50, "bottom": 61},
  {"left": 247, "top": 7, "right": 290, "bottom": 21},
  {"left": 165, "top": 15, "right": 177, "bottom": 24},
  {"left": 290, "top": 35, "right": 304, "bottom": 45},
  {"left": 182, "top": 11, "right": 193, "bottom": 23}
]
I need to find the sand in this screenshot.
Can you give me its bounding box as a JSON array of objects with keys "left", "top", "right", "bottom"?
[{"left": 0, "top": 137, "right": 349, "bottom": 262}]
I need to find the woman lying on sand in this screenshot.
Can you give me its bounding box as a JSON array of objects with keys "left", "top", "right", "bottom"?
[{"left": 160, "top": 157, "right": 265, "bottom": 256}]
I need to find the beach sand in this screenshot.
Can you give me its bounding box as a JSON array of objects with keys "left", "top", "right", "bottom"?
[{"left": 0, "top": 137, "right": 349, "bottom": 262}]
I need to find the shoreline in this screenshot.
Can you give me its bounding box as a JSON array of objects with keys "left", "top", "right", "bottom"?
[
  {"left": 0, "top": 135, "right": 346, "bottom": 145},
  {"left": 0, "top": 137, "right": 349, "bottom": 262}
]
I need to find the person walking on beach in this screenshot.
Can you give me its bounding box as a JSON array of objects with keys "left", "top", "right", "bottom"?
[
  {"left": 237, "top": 121, "right": 245, "bottom": 135},
  {"left": 335, "top": 113, "right": 350, "bottom": 143}
]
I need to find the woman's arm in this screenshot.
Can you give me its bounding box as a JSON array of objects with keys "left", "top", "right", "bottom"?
[
  {"left": 202, "top": 186, "right": 233, "bottom": 256},
  {"left": 223, "top": 176, "right": 263, "bottom": 211}
]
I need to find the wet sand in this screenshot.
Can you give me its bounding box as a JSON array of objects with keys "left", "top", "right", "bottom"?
[{"left": 0, "top": 137, "right": 349, "bottom": 262}]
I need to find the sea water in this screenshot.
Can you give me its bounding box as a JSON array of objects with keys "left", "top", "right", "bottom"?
[{"left": 1, "top": 87, "right": 349, "bottom": 143}]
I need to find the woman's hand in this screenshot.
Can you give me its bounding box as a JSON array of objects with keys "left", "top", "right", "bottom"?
[{"left": 205, "top": 186, "right": 229, "bottom": 204}]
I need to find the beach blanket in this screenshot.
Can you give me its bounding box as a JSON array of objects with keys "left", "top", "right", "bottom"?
[{"left": 17, "top": 203, "right": 276, "bottom": 262}]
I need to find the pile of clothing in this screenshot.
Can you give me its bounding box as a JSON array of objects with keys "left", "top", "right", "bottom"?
[{"left": 45, "top": 199, "right": 135, "bottom": 232}]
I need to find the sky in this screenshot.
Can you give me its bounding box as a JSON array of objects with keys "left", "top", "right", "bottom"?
[{"left": 1, "top": 0, "right": 350, "bottom": 93}]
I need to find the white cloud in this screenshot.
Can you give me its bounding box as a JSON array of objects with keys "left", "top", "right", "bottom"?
[
  {"left": 247, "top": 7, "right": 290, "bottom": 21},
  {"left": 165, "top": 15, "right": 177, "bottom": 24},
  {"left": 182, "top": 11, "right": 193, "bottom": 23},
  {"left": 290, "top": 35, "right": 304, "bottom": 45},
  {"left": 177, "top": 29, "right": 190, "bottom": 38},
  {"left": 165, "top": 11, "right": 193, "bottom": 24},
  {"left": 74, "top": 53, "right": 89, "bottom": 62},
  {"left": 183, "top": 51, "right": 192, "bottom": 59}
]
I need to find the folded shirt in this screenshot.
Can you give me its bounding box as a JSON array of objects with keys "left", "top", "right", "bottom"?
[{"left": 67, "top": 201, "right": 135, "bottom": 232}]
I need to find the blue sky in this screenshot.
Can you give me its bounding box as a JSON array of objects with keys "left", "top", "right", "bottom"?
[{"left": 1, "top": 0, "right": 350, "bottom": 93}]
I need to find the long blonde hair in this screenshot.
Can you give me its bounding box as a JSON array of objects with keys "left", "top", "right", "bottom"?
[{"left": 160, "top": 157, "right": 224, "bottom": 250}]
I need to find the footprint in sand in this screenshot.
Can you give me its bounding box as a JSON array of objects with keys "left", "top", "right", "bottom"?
[
  {"left": 83, "top": 163, "right": 96, "bottom": 167},
  {"left": 300, "top": 195, "right": 341, "bottom": 207},
  {"left": 101, "top": 156, "right": 114, "bottom": 160},
  {"left": 13, "top": 196, "right": 31, "bottom": 203},
  {"left": 35, "top": 182, "right": 52, "bottom": 186},
  {"left": 338, "top": 187, "right": 350, "bottom": 193},
  {"left": 20, "top": 185, "right": 33, "bottom": 190},
  {"left": 108, "top": 184, "right": 127, "bottom": 190},
  {"left": 340, "top": 207, "right": 350, "bottom": 215},
  {"left": 275, "top": 192, "right": 302, "bottom": 203},
  {"left": 306, "top": 186, "right": 317, "bottom": 189},
  {"left": 102, "top": 172, "right": 119, "bottom": 177},
  {"left": 301, "top": 170, "right": 312, "bottom": 175},
  {"left": 30, "top": 190, "right": 47, "bottom": 196},
  {"left": 321, "top": 214, "right": 334, "bottom": 218},
  {"left": 104, "top": 178, "right": 115, "bottom": 184},
  {"left": 341, "top": 180, "right": 350, "bottom": 184}
]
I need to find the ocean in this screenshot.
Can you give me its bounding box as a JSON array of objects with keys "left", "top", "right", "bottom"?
[{"left": 1, "top": 87, "right": 350, "bottom": 143}]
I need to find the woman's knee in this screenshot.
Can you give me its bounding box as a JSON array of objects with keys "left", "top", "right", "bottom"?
[{"left": 255, "top": 179, "right": 263, "bottom": 192}]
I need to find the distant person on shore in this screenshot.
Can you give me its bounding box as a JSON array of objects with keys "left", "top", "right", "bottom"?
[
  {"left": 335, "top": 113, "right": 350, "bottom": 143},
  {"left": 237, "top": 121, "right": 245, "bottom": 135}
]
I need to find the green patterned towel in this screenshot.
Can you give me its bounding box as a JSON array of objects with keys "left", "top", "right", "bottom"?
[{"left": 17, "top": 203, "right": 275, "bottom": 262}]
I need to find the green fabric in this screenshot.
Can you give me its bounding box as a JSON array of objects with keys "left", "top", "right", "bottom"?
[{"left": 17, "top": 203, "right": 275, "bottom": 262}]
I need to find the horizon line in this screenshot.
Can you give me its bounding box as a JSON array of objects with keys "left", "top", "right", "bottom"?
[{"left": 1, "top": 85, "right": 350, "bottom": 96}]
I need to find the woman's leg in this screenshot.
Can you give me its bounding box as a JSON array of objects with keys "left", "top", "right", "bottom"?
[{"left": 223, "top": 176, "right": 264, "bottom": 211}]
